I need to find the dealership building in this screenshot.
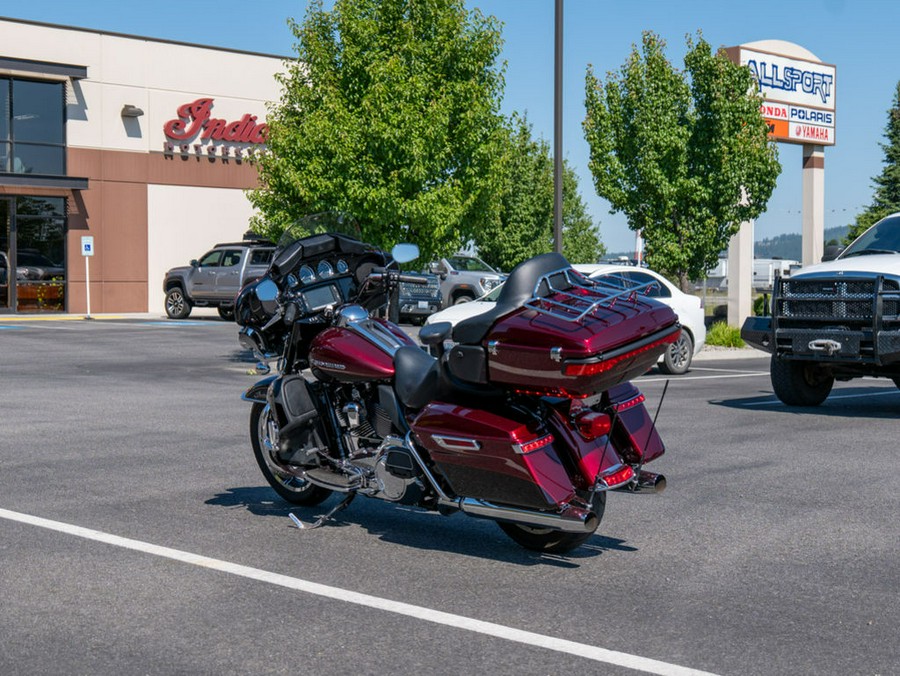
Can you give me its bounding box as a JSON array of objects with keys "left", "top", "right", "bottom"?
[{"left": 0, "top": 17, "right": 283, "bottom": 314}]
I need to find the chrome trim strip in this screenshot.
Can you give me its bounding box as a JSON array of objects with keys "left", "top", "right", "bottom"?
[
  {"left": 346, "top": 316, "right": 408, "bottom": 357},
  {"left": 432, "top": 435, "right": 482, "bottom": 451}
]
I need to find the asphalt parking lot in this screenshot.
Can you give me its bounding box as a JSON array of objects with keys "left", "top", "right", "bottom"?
[{"left": 0, "top": 314, "right": 897, "bottom": 675}]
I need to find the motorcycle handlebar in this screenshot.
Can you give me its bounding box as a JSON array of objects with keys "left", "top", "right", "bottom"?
[{"left": 369, "top": 269, "right": 430, "bottom": 285}]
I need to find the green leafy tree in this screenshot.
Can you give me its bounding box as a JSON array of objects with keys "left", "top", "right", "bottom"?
[
  {"left": 562, "top": 165, "right": 606, "bottom": 264},
  {"left": 248, "top": 0, "right": 506, "bottom": 263},
  {"left": 583, "top": 32, "right": 780, "bottom": 289},
  {"left": 475, "top": 114, "right": 604, "bottom": 271},
  {"left": 845, "top": 80, "right": 900, "bottom": 244}
]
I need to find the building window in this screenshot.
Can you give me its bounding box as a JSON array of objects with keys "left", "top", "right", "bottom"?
[{"left": 0, "top": 77, "right": 65, "bottom": 175}]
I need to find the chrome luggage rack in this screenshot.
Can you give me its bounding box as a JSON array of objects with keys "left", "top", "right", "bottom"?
[{"left": 523, "top": 267, "right": 660, "bottom": 323}]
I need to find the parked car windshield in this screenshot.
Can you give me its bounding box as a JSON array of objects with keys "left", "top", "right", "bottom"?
[
  {"left": 447, "top": 255, "right": 497, "bottom": 272},
  {"left": 841, "top": 214, "right": 900, "bottom": 257}
]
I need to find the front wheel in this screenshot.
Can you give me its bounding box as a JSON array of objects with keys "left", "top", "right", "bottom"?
[
  {"left": 164, "top": 287, "right": 192, "bottom": 319},
  {"left": 250, "top": 402, "right": 331, "bottom": 506},
  {"left": 497, "top": 493, "right": 606, "bottom": 553},
  {"left": 217, "top": 305, "right": 235, "bottom": 321},
  {"left": 659, "top": 331, "right": 693, "bottom": 375},
  {"left": 770, "top": 356, "right": 834, "bottom": 406}
]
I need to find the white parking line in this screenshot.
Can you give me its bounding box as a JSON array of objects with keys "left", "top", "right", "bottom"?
[
  {"left": 0, "top": 507, "right": 718, "bottom": 676},
  {"left": 641, "top": 372, "right": 767, "bottom": 383}
]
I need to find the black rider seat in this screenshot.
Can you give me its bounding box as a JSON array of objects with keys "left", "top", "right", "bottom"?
[{"left": 452, "top": 252, "right": 571, "bottom": 345}]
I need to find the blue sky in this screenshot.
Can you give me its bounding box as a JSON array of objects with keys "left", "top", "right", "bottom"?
[{"left": 4, "top": 0, "right": 898, "bottom": 253}]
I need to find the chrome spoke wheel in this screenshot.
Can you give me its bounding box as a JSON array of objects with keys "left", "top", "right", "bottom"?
[{"left": 250, "top": 402, "right": 332, "bottom": 505}]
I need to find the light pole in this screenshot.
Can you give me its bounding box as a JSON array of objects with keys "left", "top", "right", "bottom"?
[{"left": 553, "top": 0, "right": 563, "bottom": 253}]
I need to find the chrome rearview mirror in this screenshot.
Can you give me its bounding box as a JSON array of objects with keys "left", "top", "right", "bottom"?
[{"left": 391, "top": 243, "right": 419, "bottom": 264}]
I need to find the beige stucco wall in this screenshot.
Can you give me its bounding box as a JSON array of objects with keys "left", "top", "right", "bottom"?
[
  {"left": 0, "top": 18, "right": 283, "bottom": 153},
  {"left": 147, "top": 184, "right": 256, "bottom": 314}
]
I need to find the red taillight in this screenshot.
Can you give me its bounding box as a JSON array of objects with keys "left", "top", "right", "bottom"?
[
  {"left": 563, "top": 331, "right": 679, "bottom": 377},
  {"left": 575, "top": 411, "right": 612, "bottom": 439},
  {"left": 563, "top": 360, "right": 611, "bottom": 376},
  {"left": 513, "top": 433, "right": 554, "bottom": 455},
  {"left": 598, "top": 464, "right": 634, "bottom": 488},
  {"left": 613, "top": 393, "right": 646, "bottom": 412}
]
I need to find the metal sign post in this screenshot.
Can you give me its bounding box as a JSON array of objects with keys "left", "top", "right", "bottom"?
[{"left": 81, "top": 236, "right": 94, "bottom": 319}]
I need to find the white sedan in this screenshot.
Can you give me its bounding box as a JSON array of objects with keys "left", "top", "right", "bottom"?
[{"left": 425, "top": 263, "right": 706, "bottom": 374}]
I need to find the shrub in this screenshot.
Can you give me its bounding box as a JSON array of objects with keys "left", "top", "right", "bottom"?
[
  {"left": 706, "top": 322, "right": 745, "bottom": 348},
  {"left": 753, "top": 294, "right": 769, "bottom": 316}
]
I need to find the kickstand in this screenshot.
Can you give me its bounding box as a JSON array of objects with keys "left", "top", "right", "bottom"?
[{"left": 289, "top": 492, "right": 356, "bottom": 530}]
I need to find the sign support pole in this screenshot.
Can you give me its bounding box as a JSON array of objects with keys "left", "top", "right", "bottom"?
[{"left": 84, "top": 255, "right": 92, "bottom": 320}]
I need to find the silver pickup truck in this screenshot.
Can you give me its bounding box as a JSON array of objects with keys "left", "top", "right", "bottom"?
[{"left": 163, "top": 239, "right": 275, "bottom": 320}]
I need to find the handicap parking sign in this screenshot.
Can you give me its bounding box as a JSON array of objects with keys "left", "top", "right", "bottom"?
[{"left": 81, "top": 236, "right": 94, "bottom": 256}]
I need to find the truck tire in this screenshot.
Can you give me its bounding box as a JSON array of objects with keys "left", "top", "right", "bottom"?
[
  {"left": 165, "top": 287, "right": 192, "bottom": 319},
  {"left": 770, "top": 356, "right": 834, "bottom": 406},
  {"left": 453, "top": 293, "right": 475, "bottom": 305}
]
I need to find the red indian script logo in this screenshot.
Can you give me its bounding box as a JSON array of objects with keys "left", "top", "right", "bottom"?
[{"left": 163, "top": 98, "right": 268, "bottom": 144}]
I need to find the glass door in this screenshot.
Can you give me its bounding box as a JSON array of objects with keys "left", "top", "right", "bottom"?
[
  {"left": 14, "top": 197, "right": 66, "bottom": 313},
  {"left": 0, "top": 198, "right": 10, "bottom": 312}
]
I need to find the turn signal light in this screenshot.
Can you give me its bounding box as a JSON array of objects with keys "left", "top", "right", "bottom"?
[
  {"left": 599, "top": 464, "right": 635, "bottom": 488},
  {"left": 575, "top": 411, "right": 612, "bottom": 440},
  {"left": 513, "top": 433, "right": 554, "bottom": 455}
]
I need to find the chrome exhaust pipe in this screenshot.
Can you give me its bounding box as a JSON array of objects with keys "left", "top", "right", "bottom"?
[
  {"left": 450, "top": 497, "right": 599, "bottom": 534},
  {"left": 636, "top": 471, "right": 666, "bottom": 493}
]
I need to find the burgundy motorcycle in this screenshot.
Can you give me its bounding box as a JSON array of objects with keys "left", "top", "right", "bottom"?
[{"left": 235, "top": 214, "right": 679, "bottom": 553}]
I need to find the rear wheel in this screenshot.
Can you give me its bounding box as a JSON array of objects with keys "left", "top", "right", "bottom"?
[
  {"left": 770, "top": 356, "right": 834, "bottom": 406},
  {"left": 497, "top": 493, "right": 606, "bottom": 553},
  {"left": 250, "top": 402, "right": 331, "bottom": 506},
  {"left": 659, "top": 331, "right": 693, "bottom": 375},
  {"left": 164, "top": 287, "right": 192, "bottom": 319}
]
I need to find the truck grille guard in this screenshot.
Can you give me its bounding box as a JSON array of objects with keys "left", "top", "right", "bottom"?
[{"left": 772, "top": 274, "right": 900, "bottom": 364}]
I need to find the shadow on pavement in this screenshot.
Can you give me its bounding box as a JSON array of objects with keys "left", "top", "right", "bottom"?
[{"left": 206, "top": 486, "right": 637, "bottom": 566}]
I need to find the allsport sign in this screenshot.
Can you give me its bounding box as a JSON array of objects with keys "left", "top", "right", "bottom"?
[{"left": 728, "top": 43, "right": 836, "bottom": 147}]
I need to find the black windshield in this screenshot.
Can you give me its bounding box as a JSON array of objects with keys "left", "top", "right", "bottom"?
[{"left": 840, "top": 214, "right": 900, "bottom": 258}]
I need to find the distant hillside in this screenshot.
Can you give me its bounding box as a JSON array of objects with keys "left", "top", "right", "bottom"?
[
  {"left": 607, "top": 226, "right": 850, "bottom": 263},
  {"left": 755, "top": 226, "right": 849, "bottom": 260}
]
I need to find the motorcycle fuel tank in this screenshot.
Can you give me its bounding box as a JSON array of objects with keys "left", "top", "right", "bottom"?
[{"left": 309, "top": 319, "right": 415, "bottom": 383}]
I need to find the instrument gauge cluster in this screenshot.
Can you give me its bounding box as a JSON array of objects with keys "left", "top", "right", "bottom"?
[
  {"left": 317, "top": 260, "right": 335, "bottom": 278},
  {"left": 298, "top": 265, "right": 316, "bottom": 284},
  {"left": 293, "top": 257, "right": 355, "bottom": 288}
]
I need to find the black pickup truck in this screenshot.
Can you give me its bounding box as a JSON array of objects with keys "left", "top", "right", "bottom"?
[
  {"left": 742, "top": 212, "right": 900, "bottom": 405},
  {"left": 163, "top": 238, "right": 275, "bottom": 320}
]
